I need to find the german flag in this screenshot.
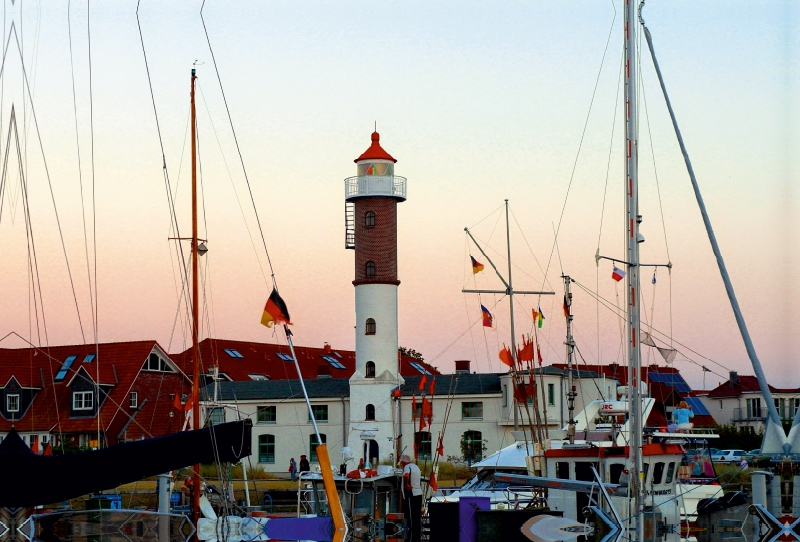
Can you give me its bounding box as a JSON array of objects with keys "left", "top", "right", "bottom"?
[
  {"left": 470, "top": 256, "right": 485, "bottom": 274},
  {"left": 260, "top": 289, "right": 291, "bottom": 328}
]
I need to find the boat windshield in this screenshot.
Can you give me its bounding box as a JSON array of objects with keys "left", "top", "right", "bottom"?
[
  {"left": 680, "top": 446, "right": 715, "bottom": 479},
  {"left": 460, "top": 468, "right": 526, "bottom": 491}
]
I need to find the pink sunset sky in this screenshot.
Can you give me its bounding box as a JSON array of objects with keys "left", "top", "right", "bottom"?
[{"left": 0, "top": 1, "right": 797, "bottom": 390}]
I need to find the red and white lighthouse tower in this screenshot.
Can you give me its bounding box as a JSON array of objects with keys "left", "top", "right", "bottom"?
[{"left": 345, "top": 131, "right": 407, "bottom": 464}]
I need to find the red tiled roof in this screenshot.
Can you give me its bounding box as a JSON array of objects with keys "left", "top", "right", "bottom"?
[
  {"left": 354, "top": 132, "right": 397, "bottom": 163},
  {"left": 171, "top": 338, "right": 439, "bottom": 382},
  {"left": 705, "top": 375, "right": 783, "bottom": 398},
  {"left": 0, "top": 341, "right": 189, "bottom": 444}
]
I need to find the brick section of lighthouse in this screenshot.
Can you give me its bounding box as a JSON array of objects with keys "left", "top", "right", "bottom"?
[{"left": 352, "top": 198, "right": 399, "bottom": 286}]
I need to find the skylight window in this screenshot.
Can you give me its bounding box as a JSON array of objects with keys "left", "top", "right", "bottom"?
[
  {"left": 55, "top": 356, "right": 77, "bottom": 382},
  {"left": 224, "top": 349, "right": 244, "bottom": 359},
  {"left": 409, "top": 362, "right": 431, "bottom": 375},
  {"left": 321, "top": 356, "right": 346, "bottom": 370},
  {"left": 83, "top": 354, "right": 95, "bottom": 363},
  {"left": 276, "top": 353, "right": 293, "bottom": 361}
]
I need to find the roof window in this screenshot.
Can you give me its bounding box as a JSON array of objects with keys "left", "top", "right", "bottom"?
[
  {"left": 55, "top": 356, "right": 77, "bottom": 382},
  {"left": 83, "top": 354, "right": 96, "bottom": 363},
  {"left": 409, "top": 362, "right": 431, "bottom": 375},
  {"left": 224, "top": 349, "right": 244, "bottom": 359},
  {"left": 276, "top": 353, "right": 293, "bottom": 361},
  {"left": 321, "top": 356, "right": 346, "bottom": 370}
]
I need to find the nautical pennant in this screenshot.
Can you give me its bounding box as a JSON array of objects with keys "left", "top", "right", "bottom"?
[
  {"left": 471, "top": 256, "right": 485, "bottom": 274},
  {"left": 481, "top": 305, "right": 494, "bottom": 328},
  {"left": 611, "top": 266, "right": 626, "bottom": 282}
]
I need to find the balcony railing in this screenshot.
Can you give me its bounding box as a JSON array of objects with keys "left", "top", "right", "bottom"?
[
  {"left": 733, "top": 406, "right": 799, "bottom": 422},
  {"left": 733, "top": 407, "right": 767, "bottom": 421},
  {"left": 344, "top": 175, "right": 407, "bottom": 201}
]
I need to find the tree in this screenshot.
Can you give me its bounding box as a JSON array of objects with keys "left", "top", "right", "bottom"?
[{"left": 399, "top": 347, "right": 424, "bottom": 362}]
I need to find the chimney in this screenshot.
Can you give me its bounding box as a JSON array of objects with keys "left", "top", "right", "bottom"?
[
  {"left": 324, "top": 342, "right": 332, "bottom": 354},
  {"left": 317, "top": 364, "right": 331, "bottom": 378},
  {"left": 455, "top": 360, "right": 471, "bottom": 374},
  {"left": 609, "top": 362, "right": 620, "bottom": 374},
  {"left": 729, "top": 371, "right": 738, "bottom": 386}
]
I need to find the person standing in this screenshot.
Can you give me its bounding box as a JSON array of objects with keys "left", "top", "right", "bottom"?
[
  {"left": 289, "top": 458, "right": 297, "bottom": 482},
  {"left": 399, "top": 455, "right": 422, "bottom": 542},
  {"left": 299, "top": 454, "right": 311, "bottom": 474}
]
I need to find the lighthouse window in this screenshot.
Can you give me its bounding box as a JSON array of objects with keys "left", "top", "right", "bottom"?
[
  {"left": 366, "top": 404, "right": 375, "bottom": 420},
  {"left": 358, "top": 162, "right": 393, "bottom": 177},
  {"left": 365, "top": 361, "right": 376, "bottom": 378},
  {"left": 365, "top": 319, "right": 376, "bottom": 335},
  {"left": 365, "top": 261, "right": 376, "bottom": 277},
  {"left": 365, "top": 211, "right": 375, "bottom": 228}
]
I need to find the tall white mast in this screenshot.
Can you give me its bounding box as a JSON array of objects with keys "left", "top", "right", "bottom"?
[{"left": 624, "top": 1, "right": 644, "bottom": 540}]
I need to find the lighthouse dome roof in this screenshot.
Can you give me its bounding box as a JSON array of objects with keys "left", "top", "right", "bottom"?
[{"left": 354, "top": 132, "right": 397, "bottom": 163}]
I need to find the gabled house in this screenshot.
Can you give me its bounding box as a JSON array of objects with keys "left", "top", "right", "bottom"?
[
  {"left": 0, "top": 341, "right": 191, "bottom": 451},
  {"left": 171, "top": 338, "right": 439, "bottom": 384},
  {"left": 697, "top": 372, "right": 800, "bottom": 430}
]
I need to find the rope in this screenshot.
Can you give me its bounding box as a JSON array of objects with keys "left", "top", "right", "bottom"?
[
  {"left": 537, "top": 2, "right": 617, "bottom": 303},
  {"left": 200, "top": 0, "right": 276, "bottom": 288}
]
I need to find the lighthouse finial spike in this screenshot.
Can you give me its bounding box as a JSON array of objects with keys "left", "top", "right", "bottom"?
[{"left": 374, "top": 120, "right": 377, "bottom": 132}]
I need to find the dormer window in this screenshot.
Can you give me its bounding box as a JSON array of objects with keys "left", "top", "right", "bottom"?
[
  {"left": 365, "top": 211, "right": 375, "bottom": 228},
  {"left": 365, "top": 361, "right": 376, "bottom": 378},
  {"left": 143, "top": 353, "right": 174, "bottom": 372},
  {"left": 6, "top": 394, "right": 19, "bottom": 413},
  {"left": 365, "top": 261, "right": 376, "bottom": 277},
  {"left": 365, "top": 318, "right": 376, "bottom": 335},
  {"left": 73, "top": 391, "right": 93, "bottom": 411}
]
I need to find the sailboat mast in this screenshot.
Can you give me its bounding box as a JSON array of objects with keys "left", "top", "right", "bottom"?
[
  {"left": 190, "top": 67, "right": 201, "bottom": 526},
  {"left": 504, "top": 200, "right": 520, "bottom": 431},
  {"left": 624, "top": 1, "right": 643, "bottom": 539},
  {"left": 563, "top": 276, "right": 576, "bottom": 444}
]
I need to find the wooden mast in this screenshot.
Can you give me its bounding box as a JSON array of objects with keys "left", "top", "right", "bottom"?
[{"left": 190, "top": 67, "right": 201, "bottom": 528}]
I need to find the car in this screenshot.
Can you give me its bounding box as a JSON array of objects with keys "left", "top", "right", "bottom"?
[
  {"left": 710, "top": 448, "right": 720, "bottom": 457},
  {"left": 711, "top": 449, "right": 746, "bottom": 463},
  {"left": 743, "top": 449, "right": 761, "bottom": 460}
]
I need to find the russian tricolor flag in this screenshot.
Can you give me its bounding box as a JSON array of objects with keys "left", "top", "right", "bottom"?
[{"left": 611, "top": 266, "right": 626, "bottom": 282}]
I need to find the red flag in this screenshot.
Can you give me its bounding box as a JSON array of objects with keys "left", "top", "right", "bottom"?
[
  {"left": 499, "top": 346, "right": 514, "bottom": 367},
  {"left": 421, "top": 397, "right": 433, "bottom": 418},
  {"left": 412, "top": 394, "right": 418, "bottom": 414},
  {"left": 536, "top": 344, "right": 543, "bottom": 365},
  {"left": 175, "top": 394, "right": 194, "bottom": 412},
  {"left": 436, "top": 437, "right": 444, "bottom": 457},
  {"left": 527, "top": 379, "right": 536, "bottom": 398},
  {"left": 428, "top": 378, "right": 436, "bottom": 396},
  {"left": 419, "top": 414, "right": 427, "bottom": 430},
  {"left": 31, "top": 435, "right": 39, "bottom": 455},
  {"left": 429, "top": 471, "right": 438, "bottom": 492},
  {"left": 413, "top": 440, "right": 419, "bottom": 460},
  {"left": 418, "top": 373, "right": 428, "bottom": 391},
  {"left": 563, "top": 294, "right": 570, "bottom": 317},
  {"left": 518, "top": 336, "right": 534, "bottom": 362},
  {"left": 43, "top": 443, "right": 53, "bottom": 456},
  {"left": 513, "top": 383, "right": 528, "bottom": 403}
]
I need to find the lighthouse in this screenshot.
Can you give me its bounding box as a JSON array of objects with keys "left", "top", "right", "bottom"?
[{"left": 345, "top": 131, "right": 407, "bottom": 465}]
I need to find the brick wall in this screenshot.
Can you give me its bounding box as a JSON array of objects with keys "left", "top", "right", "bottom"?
[{"left": 353, "top": 198, "right": 400, "bottom": 286}]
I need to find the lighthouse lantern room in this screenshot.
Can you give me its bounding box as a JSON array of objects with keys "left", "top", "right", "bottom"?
[{"left": 345, "top": 131, "right": 406, "bottom": 466}]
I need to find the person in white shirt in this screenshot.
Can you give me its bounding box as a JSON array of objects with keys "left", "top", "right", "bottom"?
[{"left": 399, "top": 455, "right": 422, "bottom": 542}]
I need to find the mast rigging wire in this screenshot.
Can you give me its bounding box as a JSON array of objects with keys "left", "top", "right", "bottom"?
[
  {"left": 538, "top": 1, "right": 617, "bottom": 301},
  {"left": 200, "top": 0, "right": 277, "bottom": 289},
  {"left": 0, "top": 24, "right": 87, "bottom": 342}
]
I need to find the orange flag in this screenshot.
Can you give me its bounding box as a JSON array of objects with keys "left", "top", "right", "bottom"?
[
  {"left": 43, "top": 443, "right": 53, "bottom": 456},
  {"left": 428, "top": 378, "right": 436, "bottom": 396},
  {"left": 436, "top": 436, "right": 445, "bottom": 457},
  {"left": 418, "top": 373, "right": 428, "bottom": 391},
  {"left": 518, "top": 336, "right": 534, "bottom": 362},
  {"left": 429, "top": 471, "right": 438, "bottom": 492},
  {"left": 31, "top": 435, "right": 39, "bottom": 455},
  {"left": 499, "top": 346, "right": 514, "bottom": 367}
]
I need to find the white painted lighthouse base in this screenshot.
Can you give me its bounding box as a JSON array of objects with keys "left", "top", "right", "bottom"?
[{"left": 348, "top": 379, "right": 399, "bottom": 465}]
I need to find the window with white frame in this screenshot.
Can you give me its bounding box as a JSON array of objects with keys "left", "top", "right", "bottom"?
[
  {"left": 129, "top": 392, "right": 138, "bottom": 409},
  {"left": 73, "top": 391, "right": 93, "bottom": 411},
  {"left": 6, "top": 394, "right": 19, "bottom": 412}
]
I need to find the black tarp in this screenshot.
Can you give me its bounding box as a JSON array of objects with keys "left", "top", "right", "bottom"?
[{"left": 0, "top": 419, "right": 252, "bottom": 507}]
